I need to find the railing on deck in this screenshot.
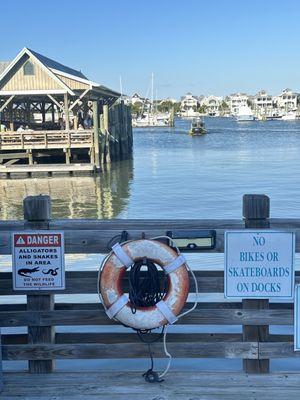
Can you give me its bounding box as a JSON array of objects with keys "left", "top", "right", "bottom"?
[
  {"left": 0, "top": 194, "right": 300, "bottom": 375},
  {"left": 0, "top": 130, "right": 94, "bottom": 150}
]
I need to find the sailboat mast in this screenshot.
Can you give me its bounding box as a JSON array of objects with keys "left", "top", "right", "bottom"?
[{"left": 151, "top": 72, "right": 154, "bottom": 114}]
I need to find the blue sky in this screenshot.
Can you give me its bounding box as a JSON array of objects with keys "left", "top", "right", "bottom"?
[{"left": 1, "top": 0, "right": 300, "bottom": 98}]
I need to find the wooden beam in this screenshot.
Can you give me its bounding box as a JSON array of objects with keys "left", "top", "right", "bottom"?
[
  {"left": 93, "top": 101, "right": 100, "bottom": 168},
  {"left": 0, "top": 95, "right": 14, "bottom": 112},
  {"left": 64, "top": 93, "right": 70, "bottom": 131},
  {"left": 47, "top": 95, "right": 64, "bottom": 111},
  {"left": 69, "top": 89, "right": 90, "bottom": 112}
]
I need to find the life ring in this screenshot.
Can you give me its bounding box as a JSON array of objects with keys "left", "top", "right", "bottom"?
[{"left": 99, "top": 239, "right": 189, "bottom": 330}]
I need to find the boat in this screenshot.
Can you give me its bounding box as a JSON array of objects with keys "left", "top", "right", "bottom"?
[
  {"left": 282, "top": 111, "right": 297, "bottom": 121},
  {"left": 132, "top": 112, "right": 172, "bottom": 127},
  {"left": 235, "top": 105, "right": 255, "bottom": 122},
  {"left": 189, "top": 118, "right": 206, "bottom": 135},
  {"left": 132, "top": 73, "right": 174, "bottom": 128}
]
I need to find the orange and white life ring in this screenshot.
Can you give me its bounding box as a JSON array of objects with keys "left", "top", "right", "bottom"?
[{"left": 99, "top": 239, "right": 189, "bottom": 330}]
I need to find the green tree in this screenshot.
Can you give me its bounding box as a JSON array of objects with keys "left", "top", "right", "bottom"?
[
  {"left": 131, "top": 101, "right": 144, "bottom": 116},
  {"left": 197, "top": 104, "right": 207, "bottom": 114}
]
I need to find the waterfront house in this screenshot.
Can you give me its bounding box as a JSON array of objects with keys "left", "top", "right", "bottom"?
[
  {"left": 252, "top": 90, "right": 273, "bottom": 117},
  {"left": 180, "top": 93, "right": 199, "bottom": 111},
  {"left": 200, "top": 95, "right": 223, "bottom": 116},
  {"left": 274, "top": 88, "right": 298, "bottom": 112},
  {"left": 227, "top": 93, "right": 249, "bottom": 114}
]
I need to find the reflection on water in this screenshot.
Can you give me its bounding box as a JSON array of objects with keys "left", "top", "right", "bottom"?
[{"left": 0, "top": 159, "right": 133, "bottom": 219}]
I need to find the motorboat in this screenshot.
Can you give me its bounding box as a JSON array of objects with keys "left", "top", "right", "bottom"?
[
  {"left": 189, "top": 118, "right": 206, "bottom": 135},
  {"left": 235, "top": 105, "right": 255, "bottom": 121}
]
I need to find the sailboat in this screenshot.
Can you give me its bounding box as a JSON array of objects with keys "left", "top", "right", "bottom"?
[{"left": 132, "top": 74, "right": 174, "bottom": 128}]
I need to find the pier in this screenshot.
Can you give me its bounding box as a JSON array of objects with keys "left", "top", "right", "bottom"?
[
  {"left": 1, "top": 194, "right": 300, "bottom": 398},
  {"left": 0, "top": 48, "right": 133, "bottom": 178}
]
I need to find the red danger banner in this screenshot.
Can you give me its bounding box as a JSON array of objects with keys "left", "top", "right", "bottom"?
[{"left": 14, "top": 233, "right": 62, "bottom": 247}]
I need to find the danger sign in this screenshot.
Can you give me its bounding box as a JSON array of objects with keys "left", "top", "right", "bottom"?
[{"left": 12, "top": 231, "right": 65, "bottom": 291}]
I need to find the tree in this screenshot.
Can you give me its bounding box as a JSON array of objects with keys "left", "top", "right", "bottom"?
[
  {"left": 197, "top": 104, "right": 207, "bottom": 114},
  {"left": 131, "top": 101, "right": 144, "bottom": 116},
  {"left": 219, "top": 100, "right": 230, "bottom": 115}
]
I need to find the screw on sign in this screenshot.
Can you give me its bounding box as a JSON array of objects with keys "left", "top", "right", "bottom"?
[{"left": 12, "top": 231, "right": 65, "bottom": 291}]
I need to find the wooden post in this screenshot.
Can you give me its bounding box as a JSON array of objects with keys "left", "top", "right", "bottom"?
[
  {"left": 103, "top": 104, "right": 110, "bottom": 164},
  {"left": 64, "top": 93, "right": 70, "bottom": 131},
  {"left": 243, "top": 194, "right": 270, "bottom": 374},
  {"left": 93, "top": 101, "right": 100, "bottom": 169},
  {"left": 27, "top": 150, "right": 33, "bottom": 165},
  {"left": 24, "top": 195, "right": 55, "bottom": 373}
]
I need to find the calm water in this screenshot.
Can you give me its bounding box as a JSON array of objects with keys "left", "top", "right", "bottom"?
[
  {"left": 1, "top": 117, "right": 300, "bottom": 219},
  {"left": 2, "top": 117, "right": 300, "bottom": 372}
]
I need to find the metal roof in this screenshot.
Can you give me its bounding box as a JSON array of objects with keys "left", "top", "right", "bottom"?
[{"left": 28, "top": 49, "right": 88, "bottom": 80}]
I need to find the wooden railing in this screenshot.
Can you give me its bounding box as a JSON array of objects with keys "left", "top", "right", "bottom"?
[
  {"left": 0, "top": 130, "right": 94, "bottom": 150},
  {"left": 0, "top": 194, "right": 300, "bottom": 375}
]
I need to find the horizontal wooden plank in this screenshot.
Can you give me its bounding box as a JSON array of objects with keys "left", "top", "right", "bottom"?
[
  {"left": 2, "top": 341, "right": 258, "bottom": 360},
  {"left": 0, "top": 271, "right": 225, "bottom": 295},
  {"left": 2, "top": 332, "right": 292, "bottom": 345},
  {"left": 259, "top": 342, "right": 300, "bottom": 358},
  {"left": 0, "top": 301, "right": 295, "bottom": 312},
  {"left": 1, "top": 332, "right": 244, "bottom": 345},
  {"left": 3, "top": 371, "right": 300, "bottom": 400},
  {"left": 1, "top": 270, "right": 300, "bottom": 296},
  {"left": 0, "top": 218, "right": 299, "bottom": 254},
  {"left": 0, "top": 308, "right": 293, "bottom": 327}
]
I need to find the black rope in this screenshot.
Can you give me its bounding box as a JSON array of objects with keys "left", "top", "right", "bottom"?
[
  {"left": 128, "top": 256, "right": 168, "bottom": 382},
  {"left": 128, "top": 257, "right": 168, "bottom": 314}
]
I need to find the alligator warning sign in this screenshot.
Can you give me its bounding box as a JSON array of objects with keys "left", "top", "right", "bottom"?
[{"left": 12, "top": 231, "right": 65, "bottom": 291}]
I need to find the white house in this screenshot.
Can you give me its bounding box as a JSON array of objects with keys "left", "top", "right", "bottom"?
[
  {"left": 131, "top": 92, "right": 147, "bottom": 105},
  {"left": 275, "top": 89, "right": 298, "bottom": 112},
  {"left": 227, "top": 93, "right": 249, "bottom": 114},
  {"left": 180, "top": 93, "right": 199, "bottom": 111},
  {"left": 159, "top": 97, "right": 178, "bottom": 105},
  {"left": 253, "top": 90, "right": 273, "bottom": 116},
  {"left": 200, "top": 95, "right": 223, "bottom": 116}
]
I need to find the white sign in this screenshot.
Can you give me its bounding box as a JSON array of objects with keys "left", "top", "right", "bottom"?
[
  {"left": 294, "top": 285, "right": 300, "bottom": 351},
  {"left": 12, "top": 231, "right": 65, "bottom": 291},
  {"left": 225, "top": 231, "right": 295, "bottom": 299}
]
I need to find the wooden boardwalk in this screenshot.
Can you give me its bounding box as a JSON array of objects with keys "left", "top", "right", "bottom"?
[{"left": 1, "top": 371, "right": 300, "bottom": 399}]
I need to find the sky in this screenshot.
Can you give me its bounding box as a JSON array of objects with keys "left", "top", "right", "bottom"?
[{"left": 1, "top": 0, "right": 300, "bottom": 99}]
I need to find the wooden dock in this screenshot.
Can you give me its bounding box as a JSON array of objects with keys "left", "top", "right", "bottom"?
[
  {"left": 1, "top": 194, "right": 300, "bottom": 398},
  {"left": 0, "top": 48, "right": 133, "bottom": 177},
  {"left": 2, "top": 371, "right": 300, "bottom": 399}
]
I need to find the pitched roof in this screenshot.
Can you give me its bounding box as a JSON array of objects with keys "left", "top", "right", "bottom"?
[{"left": 28, "top": 49, "right": 88, "bottom": 80}]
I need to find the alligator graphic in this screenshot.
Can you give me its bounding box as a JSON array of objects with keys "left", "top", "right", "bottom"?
[
  {"left": 42, "top": 267, "right": 59, "bottom": 276},
  {"left": 17, "top": 267, "right": 39, "bottom": 277}
]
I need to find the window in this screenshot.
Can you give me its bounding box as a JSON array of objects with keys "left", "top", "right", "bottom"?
[{"left": 23, "top": 61, "right": 35, "bottom": 76}]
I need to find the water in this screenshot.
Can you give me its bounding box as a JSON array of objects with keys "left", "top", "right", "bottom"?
[
  {"left": 1, "top": 117, "right": 300, "bottom": 219},
  {"left": 2, "top": 117, "right": 300, "bottom": 372}
]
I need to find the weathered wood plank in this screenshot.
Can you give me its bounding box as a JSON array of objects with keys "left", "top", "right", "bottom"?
[
  {"left": 0, "top": 226, "right": 299, "bottom": 254},
  {"left": 2, "top": 332, "right": 293, "bottom": 345},
  {"left": 2, "top": 371, "right": 300, "bottom": 400},
  {"left": 2, "top": 341, "right": 258, "bottom": 360},
  {"left": 2, "top": 271, "right": 300, "bottom": 295},
  {"left": 0, "top": 308, "right": 293, "bottom": 327},
  {"left": 2, "top": 332, "right": 244, "bottom": 345}
]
